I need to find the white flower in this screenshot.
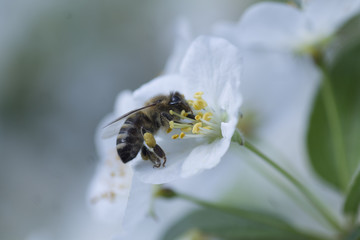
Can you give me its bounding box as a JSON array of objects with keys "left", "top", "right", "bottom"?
[
  {"left": 87, "top": 108, "right": 134, "bottom": 225},
  {"left": 87, "top": 90, "right": 139, "bottom": 226},
  {"left": 215, "top": 0, "right": 360, "bottom": 52},
  {"left": 212, "top": 1, "right": 350, "bottom": 234},
  {"left": 87, "top": 36, "right": 242, "bottom": 235},
  {"left": 118, "top": 36, "right": 243, "bottom": 184}
]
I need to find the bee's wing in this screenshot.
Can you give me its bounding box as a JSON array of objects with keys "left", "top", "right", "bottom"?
[
  {"left": 101, "top": 119, "right": 125, "bottom": 139},
  {"left": 100, "top": 103, "right": 158, "bottom": 139}
]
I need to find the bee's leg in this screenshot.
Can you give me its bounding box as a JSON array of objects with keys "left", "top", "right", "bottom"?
[
  {"left": 140, "top": 145, "right": 149, "bottom": 161},
  {"left": 141, "top": 145, "right": 161, "bottom": 167},
  {"left": 160, "top": 112, "right": 174, "bottom": 129},
  {"left": 186, "top": 113, "right": 195, "bottom": 120},
  {"left": 141, "top": 127, "right": 166, "bottom": 168},
  {"left": 153, "top": 144, "right": 167, "bottom": 167},
  {"left": 161, "top": 112, "right": 173, "bottom": 121}
]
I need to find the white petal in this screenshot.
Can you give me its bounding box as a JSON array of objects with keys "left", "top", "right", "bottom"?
[
  {"left": 164, "top": 18, "right": 193, "bottom": 74},
  {"left": 180, "top": 36, "right": 242, "bottom": 109},
  {"left": 133, "top": 74, "right": 187, "bottom": 101},
  {"left": 212, "top": 20, "right": 241, "bottom": 47},
  {"left": 303, "top": 0, "right": 360, "bottom": 39},
  {"left": 238, "top": 2, "right": 304, "bottom": 50},
  {"left": 121, "top": 177, "right": 153, "bottom": 231},
  {"left": 240, "top": 49, "right": 320, "bottom": 125},
  {"left": 87, "top": 149, "right": 133, "bottom": 224},
  {"left": 181, "top": 137, "right": 231, "bottom": 178},
  {"left": 114, "top": 90, "right": 139, "bottom": 116}
]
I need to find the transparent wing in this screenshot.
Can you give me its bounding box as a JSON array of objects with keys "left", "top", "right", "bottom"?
[
  {"left": 101, "top": 119, "right": 126, "bottom": 139},
  {"left": 100, "top": 103, "right": 158, "bottom": 139}
]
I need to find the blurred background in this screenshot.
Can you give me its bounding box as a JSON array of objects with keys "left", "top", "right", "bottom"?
[{"left": 0, "top": 0, "right": 271, "bottom": 239}]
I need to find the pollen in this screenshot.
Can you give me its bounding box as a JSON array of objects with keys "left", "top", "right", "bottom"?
[
  {"left": 169, "top": 121, "right": 175, "bottom": 129},
  {"left": 172, "top": 134, "right": 179, "bottom": 139},
  {"left": 181, "top": 127, "right": 192, "bottom": 132},
  {"left": 193, "top": 99, "right": 208, "bottom": 110},
  {"left": 180, "top": 132, "right": 186, "bottom": 139},
  {"left": 166, "top": 128, "right": 172, "bottom": 133},
  {"left": 195, "top": 115, "right": 202, "bottom": 121},
  {"left": 194, "top": 91, "right": 204, "bottom": 99},
  {"left": 187, "top": 100, "right": 194, "bottom": 106},
  {"left": 203, "top": 112, "right": 213, "bottom": 121},
  {"left": 181, "top": 110, "right": 188, "bottom": 117},
  {"left": 144, "top": 132, "right": 156, "bottom": 148},
  {"left": 192, "top": 122, "right": 203, "bottom": 134}
]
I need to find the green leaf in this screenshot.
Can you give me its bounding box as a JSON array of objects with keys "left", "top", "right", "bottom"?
[
  {"left": 344, "top": 226, "right": 360, "bottom": 240},
  {"left": 307, "top": 14, "right": 360, "bottom": 191},
  {"left": 160, "top": 208, "right": 324, "bottom": 240},
  {"left": 344, "top": 169, "right": 360, "bottom": 216}
]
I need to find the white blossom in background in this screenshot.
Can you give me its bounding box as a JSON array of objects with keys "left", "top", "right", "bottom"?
[
  {"left": 215, "top": 0, "right": 360, "bottom": 52},
  {"left": 212, "top": 0, "right": 352, "bottom": 234}
]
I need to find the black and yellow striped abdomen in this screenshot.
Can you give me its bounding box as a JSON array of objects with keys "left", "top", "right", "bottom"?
[{"left": 116, "top": 112, "right": 159, "bottom": 163}]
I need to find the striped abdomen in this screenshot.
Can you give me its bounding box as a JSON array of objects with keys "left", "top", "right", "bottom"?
[{"left": 116, "top": 112, "right": 157, "bottom": 163}]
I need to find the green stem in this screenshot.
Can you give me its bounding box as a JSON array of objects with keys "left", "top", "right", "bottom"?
[
  {"left": 176, "top": 192, "right": 328, "bottom": 240},
  {"left": 319, "top": 65, "right": 349, "bottom": 191},
  {"left": 240, "top": 139, "right": 342, "bottom": 232}
]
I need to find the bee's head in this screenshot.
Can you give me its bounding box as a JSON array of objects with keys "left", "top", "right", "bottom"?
[{"left": 168, "top": 91, "right": 192, "bottom": 114}]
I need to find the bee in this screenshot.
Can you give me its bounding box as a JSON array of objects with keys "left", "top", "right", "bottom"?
[{"left": 103, "top": 92, "right": 193, "bottom": 168}]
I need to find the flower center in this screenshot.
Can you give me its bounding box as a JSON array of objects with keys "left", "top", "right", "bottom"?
[{"left": 168, "top": 92, "right": 222, "bottom": 141}]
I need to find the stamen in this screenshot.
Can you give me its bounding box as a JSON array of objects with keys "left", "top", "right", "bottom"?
[
  {"left": 181, "top": 127, "right": 192, "bottom": 132},
  {"left": 168, "top": 91, "right": 221, "bottom": 141},
  {"left": 181, "top": 110, "right": 188, "bottom": 117},
  {"left": 180, "top": 132, "right": 186, "bottom": 139},
  {"left": 193, "top": 91, "right": 204, "bottom": 99},
  {"left": 170, "top": 110, "right": 197, "bottom": 122},
  {"left": 193, "top": 99, "right": 208, "bottom": 110},
  {"left": 187, "top": 100, "right": 194, "bottom": 106},
  {"left": 144, "top": 133, "right": 156, "bottom": 148},
  {"left": 192, "top": 122, "right": 202, "bottom": 134},
  {"left": 166, "top": 128, "right": 172, "bottom": 133},
  {"left": 203, "top": 112, "right": 213, "bottom": 121}
]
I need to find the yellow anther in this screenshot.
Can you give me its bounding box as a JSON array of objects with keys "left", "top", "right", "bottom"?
[
  {"left": 187, "top": 100, "right": 194, "bottom": 106},
  {"left": 144, "top": 132, "right": 156, "bottom": 148},
  {"left": 180, "top": 132, "right": 186, "bottom": 139},
  {"left": 169, "top": 121, "right": 175, "bottom": 129},
  {"left": 181, "top": 127, "right": 192, "bottom": 132},
  {"left": 203, "top": 112, "right": 213, "bottom": 121},
  {"left": 193, "top": 99, "right": 208, "bottom": 110},
  {"left": 172, "top": 134, "right": 179, "bottom": 139},
  {"left": 192, "top": 122, "right": 203, "bottom": 134},
  {"left": 181, "top": 110, "right": 188, "bottom": 117},
  {"left": 195, "top": 115, "right": 202, "bottom": 121},
  {"left": 166, "top": 128, "right": 172, "bottom": 133},
  {"left": 169, "top": 110, "right": 174, "bottom": 115},
  {"left": 193, "top": 91, "right": 204, "bottom": 99}
]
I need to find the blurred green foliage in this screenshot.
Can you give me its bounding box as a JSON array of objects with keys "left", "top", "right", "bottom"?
[
  {"left": 307, "top": 13, "right": 360, "bottom": 193},
  {"left": 161, "top": 208, "right": 320, "bottom": 240}
]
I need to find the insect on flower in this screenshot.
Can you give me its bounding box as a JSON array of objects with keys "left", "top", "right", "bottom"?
[{"left": 102, "top": 91, "right": 195, "bottom": 168}]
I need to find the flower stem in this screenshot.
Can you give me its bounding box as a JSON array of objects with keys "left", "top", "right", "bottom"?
[
  {"left": 241, "top": 139, "right": 342, "bottom": 231},
  {"left": 175, "top": 191, "right": 328, "bottom": 240},
  {"left": 319, "top": 64, "right": 349, "bottom": 191}
]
